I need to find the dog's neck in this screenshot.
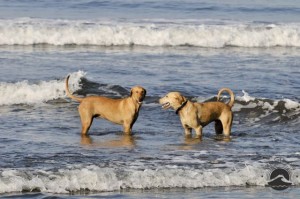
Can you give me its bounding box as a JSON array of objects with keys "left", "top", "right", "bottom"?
[
  {"left": 175, "top": 100, "right": 188, "bottom": 115},
  {"left": 129, "top": 97, "right": 143, "bottom": 108}
]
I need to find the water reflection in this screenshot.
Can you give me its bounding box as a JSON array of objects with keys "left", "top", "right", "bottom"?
[{"left": 80, "top": 134, "right": 136, "bottom": 148}]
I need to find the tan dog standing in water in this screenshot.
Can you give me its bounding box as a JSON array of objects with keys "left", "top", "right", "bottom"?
[
  {"left": 159, "top": 88, "right": 234, "bottom": 139},
  {"left": 65, "top": 75, "right": 146, "bottom": 135}
]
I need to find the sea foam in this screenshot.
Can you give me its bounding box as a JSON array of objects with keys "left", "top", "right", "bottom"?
[
  {"left": 2, "top": 165, "right": 295, "bottom": 194},
  {"left": 0, "top": 71, "right": 85, "bottom": 106},
  {"left": 0, "top": 19, "right": 299, "bottom": 47}
]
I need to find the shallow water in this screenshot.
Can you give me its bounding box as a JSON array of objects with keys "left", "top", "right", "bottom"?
[
  {"left": 0, "top": 45, "right": 299, "bottom": 196},
  {"left": 2, "top": 187, "right": 300, "bottom": 199},
  {"left": 0, "top": 0, "right": 300, "bottom": 198}
]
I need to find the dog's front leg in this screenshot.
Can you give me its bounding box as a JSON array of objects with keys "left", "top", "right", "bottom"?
[
  {"left": 123, "top": 121, "right": 132, "bottom": 135},
  {"left": 183, "top": 125, "right": 192, "bottom": 136},
  {"left": 195, "top": 126, "right": 203, "bottom": 139}
]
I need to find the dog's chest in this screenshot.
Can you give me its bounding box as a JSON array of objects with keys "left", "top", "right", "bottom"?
[{"left": 179, "top": 110, "right": 199, "bottom": 128}]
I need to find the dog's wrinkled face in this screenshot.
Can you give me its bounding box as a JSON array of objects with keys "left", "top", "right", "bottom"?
[
  {"left": 130, "top": 86, "right": 146, "bottom": 104},
  {"left": 159, "top": 92, "right": 186, "bottom": 110}
]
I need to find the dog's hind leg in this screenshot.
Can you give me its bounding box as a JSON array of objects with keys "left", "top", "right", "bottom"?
[
  {"left": 79, "top": 106, "right": 93, "bottom": 135},
  {"left": 220, "top": 113, "right": 233, "bottom": 137},
  {"left": 80, "top": 116, "right": 93, "bottom": 135},
  {"left": 214, "top": 120, "right": 223, "bottom": 134}
]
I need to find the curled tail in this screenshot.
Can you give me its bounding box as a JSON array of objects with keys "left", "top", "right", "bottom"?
[
  {"left": 217, "top": 88, "right": 234, "bottom": 108},
  {"left": 65, "top": 75, "right": 83, "bottom": 102}
]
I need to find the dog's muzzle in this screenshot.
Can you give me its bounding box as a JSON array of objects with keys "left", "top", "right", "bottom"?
[
  {"left": 138, "top": 96, "right": 145, "bottom": 104},
  {"left": 162, "top": 102, "right": 170, "bottom": 109}
]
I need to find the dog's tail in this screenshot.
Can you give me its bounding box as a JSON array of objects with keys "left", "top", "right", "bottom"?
[
  {"left": 65, "top": 75, "right": 83, "bottom": 102},
  {"left": 217, "top": 88, "right": 234, "bottom": 108}
]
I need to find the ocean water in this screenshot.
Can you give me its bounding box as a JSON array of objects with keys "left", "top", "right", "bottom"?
[{"left": 0, "top": 0, "right": 300, "bottom": 198}]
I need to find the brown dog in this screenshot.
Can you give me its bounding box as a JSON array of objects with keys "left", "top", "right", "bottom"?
[
  {"left": 65, "top": 75, "right": 146, "bottom": 135},
  {"left": 159, "top": 88, "right": 234, "bottom": 138}
]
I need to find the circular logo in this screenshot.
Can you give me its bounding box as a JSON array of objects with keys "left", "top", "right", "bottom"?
[{"left": 267, "top": 168, "right": 292, "bottom": 191}]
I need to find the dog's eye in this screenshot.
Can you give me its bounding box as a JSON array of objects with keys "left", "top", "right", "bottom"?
[{"left": 166, "top": 95, "right": 168, "bottom": 98}]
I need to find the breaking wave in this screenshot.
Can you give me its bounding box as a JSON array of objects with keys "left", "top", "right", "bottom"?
[
  {"left": 1, "top": 165, "right": 299, "bottom": 194},
  {"left": 232, "top": 91, "right": 300, "bottom": 124},
  {"left": 0, "top": 18, "right": 300, "bottom": 47},
  {"left": 0, "top": 71, "right": 85, "bottom": 106},
  {"left": 0, "top": 71, "right": 130, "bottom": 106}
]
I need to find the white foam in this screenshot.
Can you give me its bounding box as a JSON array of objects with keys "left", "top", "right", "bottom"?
[
  {"left": 237, "top": 90, "right": 256, "bottom": 103},
  {"left": 283, "top": 99, "right": 300, "bottom": 110},
  {"left": 0, "top": 18, "right": 300, "bottom": 47},
  {"left": 261, "top": 102, "right": 274, "bottom": 111},
  {"left": 231, "top": 91, "right": 299, "bottom": 112},
  {"left": 0, "top": 71, "right": 85, "bottom": 106},
  {"left": 0, "top": 165, "right": 285, "bottom": 194}
]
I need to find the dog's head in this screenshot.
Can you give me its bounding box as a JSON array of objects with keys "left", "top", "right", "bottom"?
[
  {"left": 130, "top": 86, "right": 146, "bottom": 104},
  {"left": 159, "top": 92, "right": 187, "bottom": 110}
]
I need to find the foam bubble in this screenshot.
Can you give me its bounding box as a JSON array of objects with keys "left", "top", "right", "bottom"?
[{"left": 0, "top": 71, "right": 85, "bottom": 106}]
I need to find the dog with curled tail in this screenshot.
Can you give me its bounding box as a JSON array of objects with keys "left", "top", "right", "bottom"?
[
  {"left": 159, "top": 88, "right": 234, "bottom": 139},
  {"left": 65, "top": 75, "right": 146, "bottom": 135}
]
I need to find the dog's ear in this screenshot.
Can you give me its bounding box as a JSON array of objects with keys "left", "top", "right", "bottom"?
[
  {"left": 176, "top": 95, "right": 186, "bottom": 104},
  {"left": 181, "top": 95, "right": 187, "bottom": 103},
  {"left": 130, "top": 88, "right": 133, "bottom": 97}
]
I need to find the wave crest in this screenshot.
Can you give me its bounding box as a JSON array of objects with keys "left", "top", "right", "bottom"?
[
  {"left": 0, "top": 71, "right": 85, "bottom": 106},
  {"left": 0, "top": 19, "right": 300, "bottom": 47},
  {"left": 0, "top": 165, "right": 280, "bottom": 194}
]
